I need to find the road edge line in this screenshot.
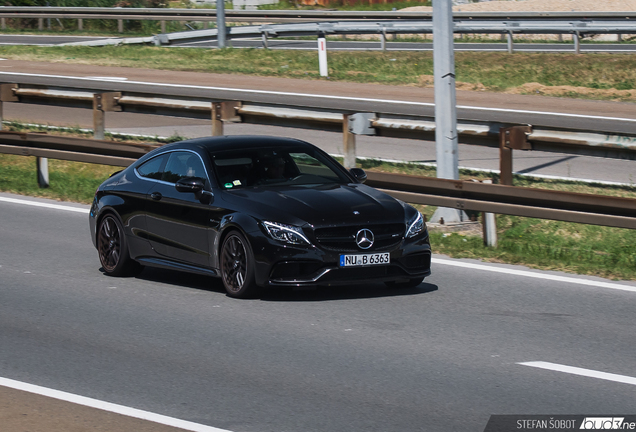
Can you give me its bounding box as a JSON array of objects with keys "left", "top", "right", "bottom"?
[{"left": 0, "top": 377, "right": 233, "bottom": 432}]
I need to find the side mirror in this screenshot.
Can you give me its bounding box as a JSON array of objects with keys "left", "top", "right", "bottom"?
[
  {"left": 175, "top": 177, "right": 205, "bottom": 193},
  {"left": 349, "top": 168, "right": 367, "bottom": 183}
]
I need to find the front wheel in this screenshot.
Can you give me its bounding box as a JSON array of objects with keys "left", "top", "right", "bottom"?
[
  {"left": 97, "top": 214, "right": 140, "bottom": 276},
  {"left": 220, "top": 231, "right": 259, "bottom": 299}
]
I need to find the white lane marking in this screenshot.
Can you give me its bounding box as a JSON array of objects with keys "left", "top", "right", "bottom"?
[
  {"left": 518, "top": 362, "right": 636, "bottom": 386},
  {"left": 85, "top": 76, "right": 129, "bottom": 81},
  {"left": 1, "top": 71, "right": 635, "bottom": 124},
  {"left": 0, "top": 377, "right": 233, "bottom": 432},
  {"left": 432, "top": 258, "right": 636, "bottom": 293},
  {"left": 0, "top": 196, "right": 89, "bottom": 214}
]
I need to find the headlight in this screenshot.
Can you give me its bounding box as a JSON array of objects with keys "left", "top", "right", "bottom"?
[
  {"left": 263, "top": 221, "right": 311, "bottom": 245},
  {"left": 406, "top": 211, "right": 424, "bottom": 238}
]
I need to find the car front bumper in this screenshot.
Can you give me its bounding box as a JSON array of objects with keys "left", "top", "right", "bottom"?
[{"left": 247, "top": 231, "right": 432, "bottom": 287}]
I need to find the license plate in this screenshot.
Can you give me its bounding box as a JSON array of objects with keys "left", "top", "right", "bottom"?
[{"left": 339, "top": 252, "right": 390, "bottom": 267}]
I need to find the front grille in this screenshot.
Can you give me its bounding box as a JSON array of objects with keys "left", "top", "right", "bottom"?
[
  {"left": 314, "top": 223, "right": 405, "bottom": 252},
  {"left": 270, "top": 261, "right": 325, "bottom": 281}
]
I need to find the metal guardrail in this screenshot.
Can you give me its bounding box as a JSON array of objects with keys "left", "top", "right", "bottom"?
[
  {"left": 365, "top": 171, "right": 636, "bottom": 229},
  {"left": 2, "top": 83, "right": 635, "bottom": 167},
  {"left": 2, "top": 7, "right": 634, "bottom": 52},
  {"left": 0, "top": 82, "right": 634, "bottom": 230},
  {"left": 140, "top": 18, "right": 636, "bottom": 51},
  {"left": 1, "top": 130, "right": 634, "bottom": 230}
]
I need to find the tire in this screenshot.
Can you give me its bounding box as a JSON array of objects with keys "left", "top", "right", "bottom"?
[
  {"left": 384, "top": 277, "right": 424, "bottom": 289},
  {"left": 220, "top": 231, "right": 259, "bottom": 299},
  {"left": 97, "top": 214, "right": 140, "bottom": 277}
]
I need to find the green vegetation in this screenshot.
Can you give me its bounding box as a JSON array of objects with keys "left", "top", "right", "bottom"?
[
  {"left": 0, "top": 45, "right": 634, "bottom": 100},
  {"left": 0, "top": 153, "right": 117, "bottom": 203},
  {"left": 1, "top": 128, "right": 635, "bottom": 281},
  {"left": 429, "top": 217, "right": 636, "bottom": 281}
]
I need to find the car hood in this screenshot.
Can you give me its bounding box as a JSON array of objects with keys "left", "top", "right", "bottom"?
[{"left": 222, "top": 183, "right": 405, "bottom": 226}]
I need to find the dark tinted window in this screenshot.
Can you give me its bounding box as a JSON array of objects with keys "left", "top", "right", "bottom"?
[
  {"left": 210, "top": 147, "right": 349, "bottom": 189},
  {"left": 136, "top": 154, "right": 166, "bottom": 180},
  {"left": 162, "top": 151, "right": 207, "bottom": 184}
]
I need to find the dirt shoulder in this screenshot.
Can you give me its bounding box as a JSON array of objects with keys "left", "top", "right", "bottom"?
[
  {"left": 402, "top": 0, "right": 636, "bottom": 12},
  {"left": 0, "top": 385, "right": 197, "bottom": 432}
]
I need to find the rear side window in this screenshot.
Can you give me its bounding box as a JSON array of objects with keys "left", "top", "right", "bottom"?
[{"left": 136, "top": 154, "right": 166, "bottom": 180}]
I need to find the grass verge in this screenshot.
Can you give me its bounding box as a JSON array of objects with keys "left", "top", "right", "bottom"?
[
  {"left": 0, "top": 45, "right": 635, "bottom": 101},
  {"left": 1, "top": 131, "right": 635, "bottom": 281}
]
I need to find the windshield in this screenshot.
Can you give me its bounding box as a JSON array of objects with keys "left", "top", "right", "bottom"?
[{"left": 210, "top": 147, "right": 350, "bottom": 190}]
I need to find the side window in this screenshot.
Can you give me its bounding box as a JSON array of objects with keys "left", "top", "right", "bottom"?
[
  {"left": 136, "top": 154, "right": 166, "bottom": 180},
  {"left": 162, "top": 151, "right": 207, "bottom": 184}
]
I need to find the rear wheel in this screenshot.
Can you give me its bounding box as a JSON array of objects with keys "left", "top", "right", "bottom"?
[
  {"left": 97, "top": 214, "right": 140, "bottom": 276},
  {"left": 384, "top": 277, "right": 424, "bottom": 289},
  {"left": 220, "top": 231, "right": 258, "bottom": 298}
]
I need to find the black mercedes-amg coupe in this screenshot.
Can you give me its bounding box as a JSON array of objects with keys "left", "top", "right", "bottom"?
[{"left": 90, "top": 136, "right": 431, "bottom": 298}]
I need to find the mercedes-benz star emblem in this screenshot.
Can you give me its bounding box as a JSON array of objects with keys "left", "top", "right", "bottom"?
[{"left": 355, "top": 229, "right": 374, "bottom": 250}]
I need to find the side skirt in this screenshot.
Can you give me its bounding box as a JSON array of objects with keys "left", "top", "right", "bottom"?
[{"left": 136, "top": 257, "right": 218, "bottom": 278}]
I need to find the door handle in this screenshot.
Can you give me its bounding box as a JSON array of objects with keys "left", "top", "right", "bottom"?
[{"left": 150, "top": 192, "right": 162, "bottom": 201}]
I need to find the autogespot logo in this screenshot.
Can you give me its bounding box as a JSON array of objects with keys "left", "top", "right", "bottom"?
[
  {"left": 355, "top": 229, "right": 374, "bottom": 250},
  {"left": 580, "top": 418, "right": 628, "bottom": 429}
]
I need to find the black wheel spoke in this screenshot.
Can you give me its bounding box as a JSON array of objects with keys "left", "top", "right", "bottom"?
[
  {"left": 221, "top": 233, "right": 254, "bottom": 296},
  {"left": 98, "top": 216, "right": 122, "bottom": 273}
]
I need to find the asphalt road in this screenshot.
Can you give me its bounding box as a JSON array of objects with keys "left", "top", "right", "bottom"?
[{"left": 1, "top": 193, "right": 636, "bottom": 432}]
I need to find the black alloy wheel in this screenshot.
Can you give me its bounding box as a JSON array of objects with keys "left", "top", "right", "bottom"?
[
  {"left": 220, "top": 231, "right": 258, "bottom": 298},
  {"left": 97, "top": 214, "right": 139, "bottom": 276}
]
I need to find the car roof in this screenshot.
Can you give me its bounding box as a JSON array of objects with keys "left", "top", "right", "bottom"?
[{"left": 164, "top": 136, "right": 316, "bottom": 153}]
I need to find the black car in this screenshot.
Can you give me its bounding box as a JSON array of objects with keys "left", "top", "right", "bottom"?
[{"left": 90, "top": 136, "right": 431, "bottom": 298}]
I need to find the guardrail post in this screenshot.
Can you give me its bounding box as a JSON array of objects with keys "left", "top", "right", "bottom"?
[
  {"left": 38, "top": 18, "right": 44, "bottom": 31},
  {"left": 318, "top": 31, "right": 328, "bottom": 77},
  {"left": 93, "top": 92, "right": 121, "bottom": 140},
  {"left": 161, "top": 21, "right": 166, "bottom": 33},
  {"left": 343, "top": 115, "right": 356, "bottom": 169},
  {"left": 573, "top": 31, "right": 580, "bottom": 54},
  {"left": 93, "top": 98, "right": 105, "bottom": 140},
  {"left": 481, "top": 179, "right": 497, "bottom": 247},
  {"left": 37, "top": 157, "right": 49, "bottom": 188},
  {"left": 507, "top": 31, "right": 514, "bottom": 53},
  {"left": 380, "top": 30, "right": 386, "bottom": 51},
  {"left": 118, "top": 19, "right": 123, "bottom": 33},
  {"left": 212, "top": 103, "right": 224, "bottom": 136},
  {"left": 343, "top": 112, "right": 376, "bottom": 169},
  {"left": 499, "top": 125, "right": 532, "bottom": 186},
  {"left": 0, "top": 84, "right": 18, "bottom": 130},
  {"left": 499, "top": 133, "right": 513, "bottom": 185},
  {"left": 1, "top": 18, "right": 5, "bottom": 30},
  {"left": 262, "top": 32, "right": 268, "bottom": 49},
  {"left": 212, "top": 101, "right": 242, "bottom": 136}
]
